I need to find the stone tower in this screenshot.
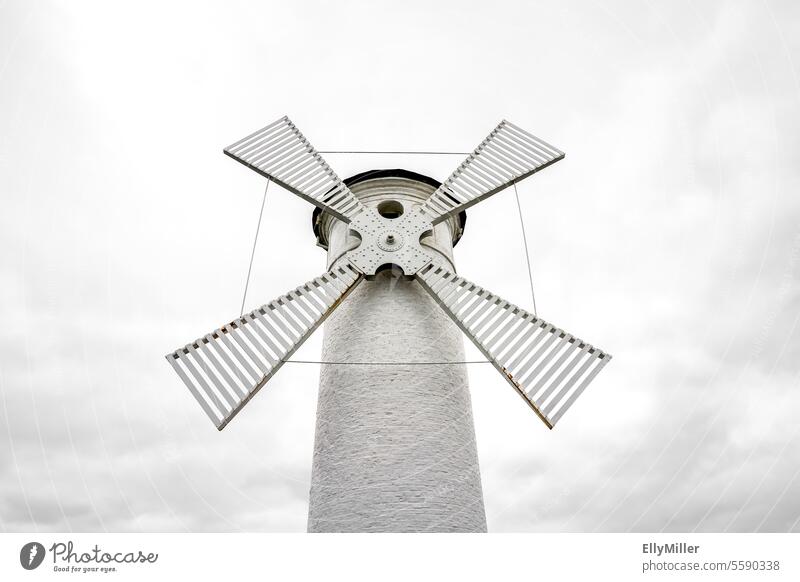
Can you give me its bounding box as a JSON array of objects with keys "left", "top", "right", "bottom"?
[{"left": 307, "top": 170, "right": 487, "bottom": 532}]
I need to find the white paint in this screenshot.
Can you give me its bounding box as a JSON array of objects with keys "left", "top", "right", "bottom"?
[{"left": 307, "top": 175, "right": 487, "bottom": 532}]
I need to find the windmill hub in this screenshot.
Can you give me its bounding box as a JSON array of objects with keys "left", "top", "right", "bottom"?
[
  {"left": 346, "top": 207, "right": 432, "bottom": 277},
  {"left": 376, "top": 231, "right": 403, "bottom": 251}
]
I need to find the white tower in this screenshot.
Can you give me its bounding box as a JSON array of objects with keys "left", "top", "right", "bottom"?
[
  {"left": 308, "top": 171, "right": 486, "bottom": 532},
  {"left": 165, "top": 116, "right": 612, "bottom": 532}
]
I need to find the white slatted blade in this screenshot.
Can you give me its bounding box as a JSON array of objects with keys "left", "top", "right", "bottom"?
[
  {"left": 224, "top": 116, "right": 367, "bottom": 222},
  {"left": 166, "top": 264, "right": 363, "bottom": 430},
  {"left": 417, "top": 263, "right": 611, "bottom": 428},
  {"left": 419, "top": 120, "right": 565, "bottom": 225}
]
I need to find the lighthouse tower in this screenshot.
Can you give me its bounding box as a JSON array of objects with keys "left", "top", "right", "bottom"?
[{"left": 307, "top": 170, "right": 487, "bottom": 532}]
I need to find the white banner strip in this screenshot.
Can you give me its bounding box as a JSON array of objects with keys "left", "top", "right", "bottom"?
[{"left": 1, "top": 533, "right": 797, "bottom": 581}]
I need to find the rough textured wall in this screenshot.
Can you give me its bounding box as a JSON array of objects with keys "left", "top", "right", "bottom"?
[{"left": 307, "top": 176, "right": 487, "bottom": 533}]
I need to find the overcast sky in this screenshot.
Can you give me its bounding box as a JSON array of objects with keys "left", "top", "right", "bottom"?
[{"left": 1, "top": 0, "right": 799, "bottom": 532}]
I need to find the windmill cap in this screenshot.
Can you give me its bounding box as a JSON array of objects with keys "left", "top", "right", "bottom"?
[{"left": 312, "top": 169, "right": 467, "bottom": 250}]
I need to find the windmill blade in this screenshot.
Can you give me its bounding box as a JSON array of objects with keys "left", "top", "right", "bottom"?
[
  {"left": 419, "top": 120, "right": 565, "bottom": 225},
  {"left": 165, "top": 264, "right": 363, "bottom": 430},
  {"left": 224, "top": 116, "right": 367, "bottom": 222},
  {"left": 416, "top": 263, "right": 611, "bottom": 429}
]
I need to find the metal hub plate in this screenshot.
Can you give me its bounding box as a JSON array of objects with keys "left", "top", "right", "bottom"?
[{"left": 346, "top": 207, "right": 433, "bottom": 277}]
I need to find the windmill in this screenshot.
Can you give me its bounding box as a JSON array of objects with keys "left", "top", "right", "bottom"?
[{"left": 165, "top": 116, "right": 612, "bottom": 532}]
